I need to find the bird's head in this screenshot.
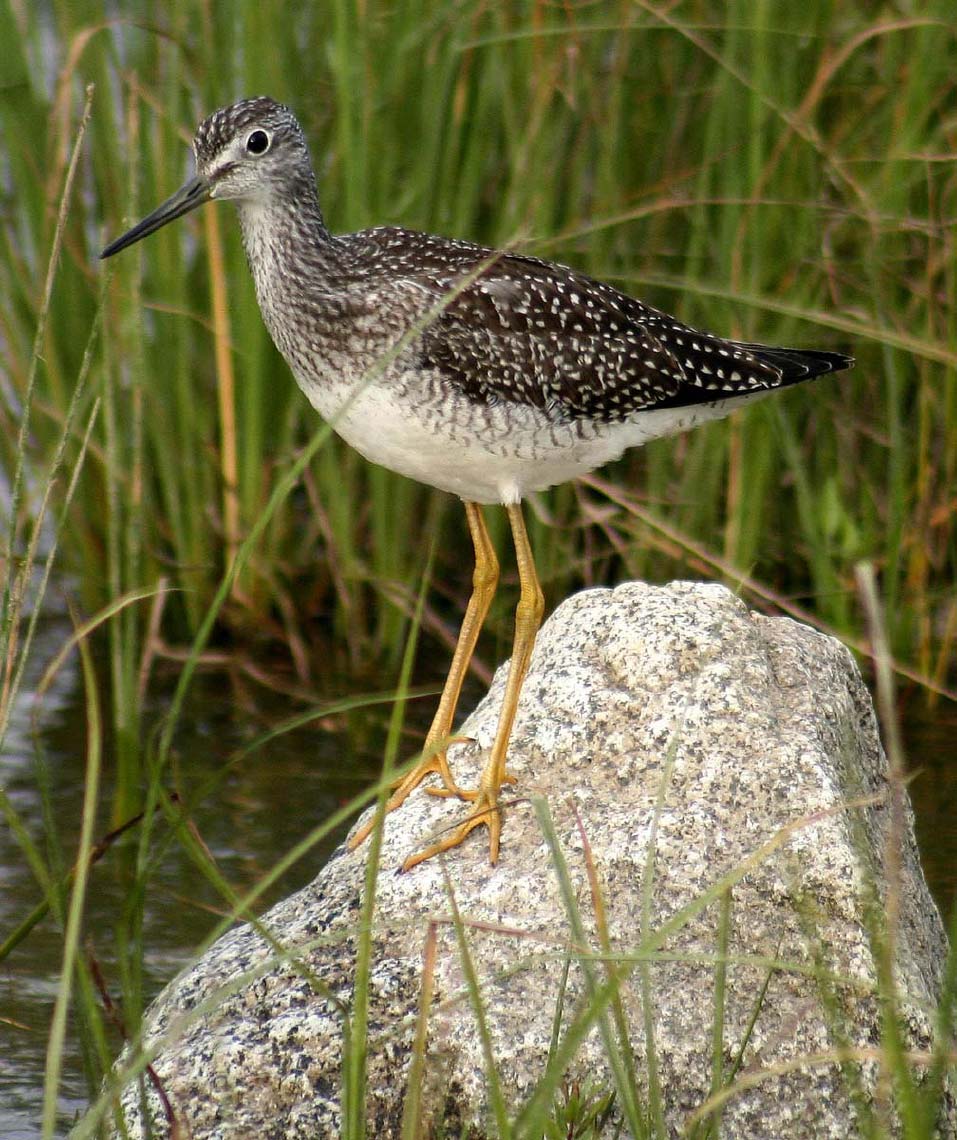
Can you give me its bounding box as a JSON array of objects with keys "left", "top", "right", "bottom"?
[{"left": 100, "top": 96, "right": 309, "bottom": 258}]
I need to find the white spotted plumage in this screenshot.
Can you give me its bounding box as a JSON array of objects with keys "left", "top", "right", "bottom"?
[{"left": 190, "top": 97, "right": 853, "bottom": 505}]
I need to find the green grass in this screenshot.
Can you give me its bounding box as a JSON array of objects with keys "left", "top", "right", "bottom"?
[
  {"left": 4, "top": 1, "right": 957, "bottom": 684},
  {"left": 2, "top": 0, "right": 957, "bottom": 1136}
]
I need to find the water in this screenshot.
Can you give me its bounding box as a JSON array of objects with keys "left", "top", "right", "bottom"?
[
  {"left": 0, "top": 633, "right": 393, "bottom": 1138},
  {"left": 905, "top": 703, "right": 957, "bottom": 912},
  {"left": 1, "top": 627, "right": 955, "bottom": 1138}
]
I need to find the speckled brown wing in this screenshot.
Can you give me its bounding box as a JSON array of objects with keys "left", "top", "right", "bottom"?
[{"left": 414, "top": 250, "right": 805, "bottom": 423}]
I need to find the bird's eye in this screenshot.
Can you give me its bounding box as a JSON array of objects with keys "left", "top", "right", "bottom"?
[{"left": 245, "top": 129, "right": 271, "bottom": 155}]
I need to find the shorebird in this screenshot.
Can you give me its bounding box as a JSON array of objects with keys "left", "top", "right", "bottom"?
[{"left": 101, "top": 96, "right": 852, "bottom": 870}]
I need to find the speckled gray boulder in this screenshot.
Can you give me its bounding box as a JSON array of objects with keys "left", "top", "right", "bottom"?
[{"left": 85, "top": 582, "right": 950, "bottom": 1139}]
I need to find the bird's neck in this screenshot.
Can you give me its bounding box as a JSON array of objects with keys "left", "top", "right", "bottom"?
[
  {"left": 235, "top": 173, "right": 337, "bottom": 274},
  {"left": 234, "top": 177, "right": 353, "bottom": 347}
]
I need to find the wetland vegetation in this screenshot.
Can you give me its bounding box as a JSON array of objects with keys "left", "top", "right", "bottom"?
[{"left": 2, "top": 1, "right": 956, "bottom": 1135}]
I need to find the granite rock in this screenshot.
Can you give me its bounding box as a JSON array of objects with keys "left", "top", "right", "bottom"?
[{"left": 84, "top": 582, "right": 951, "bottom": 1138}]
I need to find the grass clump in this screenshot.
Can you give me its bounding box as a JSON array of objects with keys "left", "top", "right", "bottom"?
[
  {"left": 2, "top": 1, "right": 957, "bottom": 1137},
  {"left": 3, "top": 2, "right": 956, "bottom": 682}
]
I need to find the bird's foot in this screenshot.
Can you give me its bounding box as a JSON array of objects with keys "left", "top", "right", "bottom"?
[
  {"left": 401, "top": 775, "right": 510, "bottom": 871},
  {"left": 447, "top": 769, "right": 518, "bottom": 802},
  {"left": 424, "top": 735, "right": 508, "bottom": 798},
  {"left": 348, "top": 738, "right": 469, "bottom": 851}
]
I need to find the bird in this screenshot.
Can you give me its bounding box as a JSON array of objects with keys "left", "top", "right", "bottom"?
[{"left": 101, "top": 96, "right": 853, "bottom": 871}]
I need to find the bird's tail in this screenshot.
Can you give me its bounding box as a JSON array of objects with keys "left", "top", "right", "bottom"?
[{"left": 738, "top": 344, "right": 854, "bottom": 384}]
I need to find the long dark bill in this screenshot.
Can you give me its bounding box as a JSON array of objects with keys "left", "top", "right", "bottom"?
[{"left": 100, "top": 174, "right": 211, "bottom": 259}]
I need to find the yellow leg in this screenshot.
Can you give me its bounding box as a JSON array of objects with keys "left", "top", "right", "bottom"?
[
  {"left": 402, "top": 501, "right": 545, "bottom": 870},
  {"left": 349, "top": 501, "right": 499, "bottom": 851}
]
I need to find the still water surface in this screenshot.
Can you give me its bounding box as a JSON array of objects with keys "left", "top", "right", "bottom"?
[
  {"left": 1, "top": 624, "right": 955, "bottom": 1138},
  {"left": 0, "top": 627, "right": 388, "bottom": 1138}
]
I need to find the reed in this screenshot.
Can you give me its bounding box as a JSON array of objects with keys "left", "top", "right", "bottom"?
[
  {"left": 2, "top": 1, "right": 957, "bottom": 1134},
  {"left": 2, "top": 1, "right": 955, "bottom": 686}
]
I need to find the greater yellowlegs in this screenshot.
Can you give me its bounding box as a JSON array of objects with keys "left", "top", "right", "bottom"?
[{"left": 101, "top": 97, "right": 853, "bottom": 870}]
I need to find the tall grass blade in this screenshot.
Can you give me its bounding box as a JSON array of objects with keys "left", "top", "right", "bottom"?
[
  {"left": 441, "top": 861, "right": 513, "bottom": 1140},
  {"left": 40, "top": 628, "right": 102, "bottom": 1139},
  {"left": 532, "top": 798, "right": 648, "bottom": 1138},
  {"left": 343, "top": 522, "right": 437, "bottom": 1140},
  {"left": 400, "top": 919, "right": 439, "bottom": 1140}
]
